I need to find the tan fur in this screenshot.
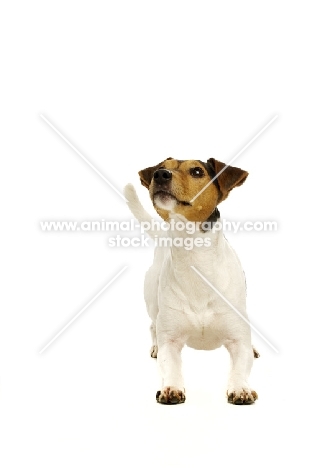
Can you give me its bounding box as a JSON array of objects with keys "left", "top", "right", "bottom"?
[
  {"left": 209, "top": 158, "right": 248, "bottom": 202},
  {"left": 140, "top": 159, "right": 219, "bottom": 223}
]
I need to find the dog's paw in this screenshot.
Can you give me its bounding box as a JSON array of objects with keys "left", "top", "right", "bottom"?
[
  {"left": 227, "top": 388, "right": 258, "bottom": 405},
  {"left": 123, "top": 183, "right": 137, "bottom": 202},
  {"left": 156, "top": 386, "right": 186, "bottom": 405},
  {"left": 150, "top": 345, "right": 158, "bottom": 358}
]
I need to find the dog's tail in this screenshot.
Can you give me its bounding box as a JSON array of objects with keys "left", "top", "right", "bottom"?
[{"left": 124, "top": 184, "right": 165, "bottom": 239}]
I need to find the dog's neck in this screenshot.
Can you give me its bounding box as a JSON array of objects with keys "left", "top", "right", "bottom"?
[
  {"left": 201, "top": 207, "right": 221, "bottom": 232},
  {"left": 165, "top": 214, "right": 225, "bottom": 280},
  {"left": 166, "top": 212, "right": 224, "bottom": 248}
]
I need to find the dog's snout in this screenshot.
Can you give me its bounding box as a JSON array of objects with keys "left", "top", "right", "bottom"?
[{"left": 153, "top": 169, "right": 172, "bottom": 185}]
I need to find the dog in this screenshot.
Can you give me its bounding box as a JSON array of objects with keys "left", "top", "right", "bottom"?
[{"left": 124, "top": 157, "right": 259, "bottom": 405}]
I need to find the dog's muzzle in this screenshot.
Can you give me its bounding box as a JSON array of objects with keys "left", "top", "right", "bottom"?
[{"left": 153, "top": 169, "right": 191, "bottom": 207}]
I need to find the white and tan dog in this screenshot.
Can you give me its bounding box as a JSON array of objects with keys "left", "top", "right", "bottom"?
[{"left": 124, "top": 157, "right": 258, "bottom": 405}]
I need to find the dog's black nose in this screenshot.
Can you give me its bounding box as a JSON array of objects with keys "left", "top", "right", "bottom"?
[{"left": 153, "top": 169, "right": 172, "bottom": 184}]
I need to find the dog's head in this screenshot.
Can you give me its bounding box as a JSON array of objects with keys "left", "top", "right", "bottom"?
[{"left": 139, "top": 158, "right": 248, "bottom": 223}]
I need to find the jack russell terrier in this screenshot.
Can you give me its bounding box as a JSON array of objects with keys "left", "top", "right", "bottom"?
[{"left": 124, "top": 157, "right": 259, "bottom": 405}]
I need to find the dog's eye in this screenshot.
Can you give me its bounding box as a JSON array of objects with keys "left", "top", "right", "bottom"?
[{"left": 190, "top": 167, "right": 204, "bottom": 178}]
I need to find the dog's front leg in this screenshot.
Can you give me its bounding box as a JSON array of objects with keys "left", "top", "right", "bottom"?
[
  {"left": 225, "top": 340, "right": 258, "bottom": 405},
  {"left": 156, "top": 337, "right": 186, "bottom": 405}
]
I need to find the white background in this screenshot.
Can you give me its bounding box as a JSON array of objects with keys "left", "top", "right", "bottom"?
[{"left": 0, "top": 1, "right": 310, "bottom": 466}]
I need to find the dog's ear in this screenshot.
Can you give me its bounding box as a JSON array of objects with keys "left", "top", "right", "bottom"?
[
  {"left": 208, "top": 158, "right": 248, "bottom": 200},
  {"left": 139, "top": 164, "right": 161, "bottom": 189},
  {"left": 139, "top": 158, "right": 173, "bottom": 189}
]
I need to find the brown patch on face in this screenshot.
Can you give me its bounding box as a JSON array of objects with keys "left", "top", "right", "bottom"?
[
  {"left": 148, "top": 159, "right": 219, "bottom": 222},
  {"left": 138, "top": 158, "right": 248, "bottom": 223},
  {"left": 164, "top": 160, "right": 218, "bottom": 222},
  {"left": 208, "top": 158, "right": 248, "bottom": 202},
  {"left": 160, "top": 159, "right": 180, "bottom": 171}
]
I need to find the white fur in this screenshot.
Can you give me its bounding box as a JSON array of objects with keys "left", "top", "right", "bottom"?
[{"left": 124, "top": 184, "right": 256, "bottom": 404}]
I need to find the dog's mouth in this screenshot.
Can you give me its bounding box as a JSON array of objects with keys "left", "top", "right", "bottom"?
[{"left": 153, "top": 190, "right": 191, "bottom": 206}]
